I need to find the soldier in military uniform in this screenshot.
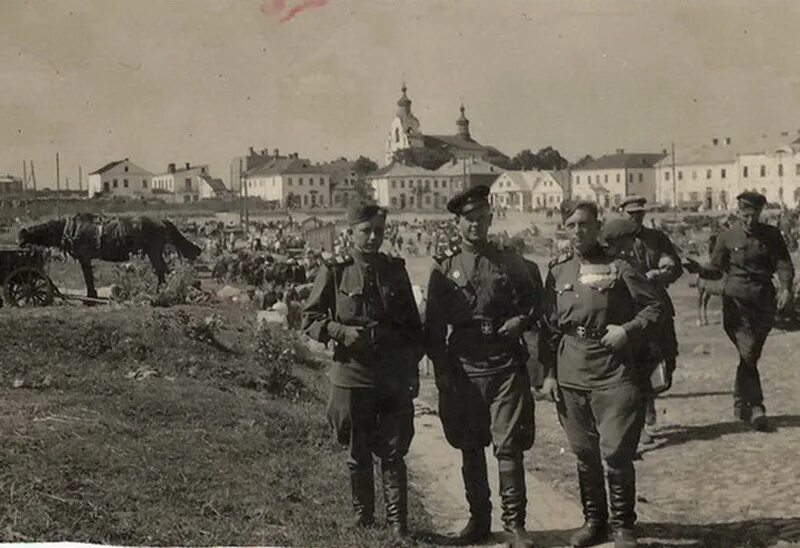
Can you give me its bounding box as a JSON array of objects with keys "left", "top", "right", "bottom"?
[
  {"left": 302, "top": 203, "right": 424, "bottom": 538},
  {"left": 618, "top": 195, "right": 683, "bottom": 444},
  {"left": 685, "top": 191, "right": 794, "bottom": 431},
  {"left": 424, "top": 185, "right": 542, "bottom": 548},
  {"left": 539, "top": 202, "right": 662, "bottom": 548}
]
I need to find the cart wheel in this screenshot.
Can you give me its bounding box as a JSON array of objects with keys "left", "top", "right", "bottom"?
[{"left": 3, "top": 267, "right": 55, "bottom": 307}]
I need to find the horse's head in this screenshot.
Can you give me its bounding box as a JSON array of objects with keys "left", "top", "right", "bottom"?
[{"left": 18, "top": 219, "right": 65, "bottom": 248}]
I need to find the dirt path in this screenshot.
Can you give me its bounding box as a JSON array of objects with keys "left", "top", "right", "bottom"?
[{"left": 408, "top": 394, "right": 614, "bottom": 548}]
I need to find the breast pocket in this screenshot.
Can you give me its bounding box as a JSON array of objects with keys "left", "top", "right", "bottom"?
[{"left": 336, "top": 289, "right": 363, "bottom": 322}]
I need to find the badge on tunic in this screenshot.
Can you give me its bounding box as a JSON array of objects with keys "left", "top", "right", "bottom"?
[
  {"left": 578, "top": 263, "right": 618, "bottom": 291},
  {"left": 452, "top": 270, "right": 461, "bottom": 279}
]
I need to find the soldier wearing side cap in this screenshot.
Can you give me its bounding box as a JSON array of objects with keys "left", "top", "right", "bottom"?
[
  {"left": 538, "top": 203, "right": 662, "bottom": 548},
  {"left": 618, "top": 195, "right": 683, "bottom": 445},
  {"left": 302, "top": 202, "right": 424, "bottom": 539},
  {"left": 424, "top": 185, "right": 542, "bottom": 548},
  {"left": 685, "top": 191, "right": 794, "bottom": 431}
]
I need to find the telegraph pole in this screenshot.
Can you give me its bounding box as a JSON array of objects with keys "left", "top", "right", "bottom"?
[
  {"left": 56, "top": 152, "right": 62, "bottom": 219},
  {"left": 78, "top": 165, "right": 83, "bottom": 195},
  {"left": 22, "top": 160, "right": 27, "bottom": 192},
  {"left": 242, "top": 160, "right": 250, "bottom": 233},
  {"left": 671, "top": 142, "right": 677, "bottom": 220},
  {"left": 30, "top": 160, "right": 38, "bottom": 219}
]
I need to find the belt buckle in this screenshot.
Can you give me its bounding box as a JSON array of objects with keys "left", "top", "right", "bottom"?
[
  {"left": 576, "top": 326, "right": 587, "bottom": 339},
  {"left": 480, "top": 320, "right": 494, "bottom": 336}
]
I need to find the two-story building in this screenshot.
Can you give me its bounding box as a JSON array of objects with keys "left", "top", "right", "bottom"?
[
  {"left": 87, "top": 158, "right": 153, "bottom": 199},
  {"left": 151, "top": 163, "right": 210, "bottom": 204},
  {"left": 571, "top": 150, "right": 664, "bottom": 209},
  {"left": 243, "top": 155, "right": 331, "bottom": 208},
  {"left": 369, "top": 162, "right": 462, "bottom": 211},
  {"left": 319, "top": 158, "right": 360, "bottom": 208},
  {"left": 490, "top": 170, "right": 568, "bottom": 211}
]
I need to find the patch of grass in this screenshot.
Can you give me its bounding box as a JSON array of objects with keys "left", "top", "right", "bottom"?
[{"left": 0, "top": 305, "right": 435, "bottom": 546}]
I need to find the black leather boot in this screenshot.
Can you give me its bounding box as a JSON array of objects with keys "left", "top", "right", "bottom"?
[
  {"left": 607, "top": 464, "right": 637, "bottom": 548},
  {"left": 498, "top": 456, "right": 533, "bottom": 547},
  {"left": 454, "top": 448, "right": 491, "bottom": 545},
  {"left": 570, "top": 459, "right": 609, "bottom": 547},
  {"left": 349, "top": 465, "right": 375, "bottom": 527},
  {"left": 382, "top": 459, "right": 408, "bottom": 538}
]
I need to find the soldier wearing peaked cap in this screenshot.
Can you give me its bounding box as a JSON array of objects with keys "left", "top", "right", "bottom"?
[
  {"left": 685, "top": 190, "right": 794, "bottom": 431},
  {"left": 618, "top": 195, "right": 683, "bottom": 445},
  {"left": 425, "top": 185, "right": 543, "bottom": 547},
  {"left": 538, "top": 200, "right": 663, "bottom": 548},
  {"left": 302, "top": 202, "right": 424, "bottom": 539}
]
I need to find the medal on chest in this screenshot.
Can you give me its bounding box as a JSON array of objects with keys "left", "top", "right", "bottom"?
[{"left": 578, "top": 262, "right": 618, "bottom": 291}]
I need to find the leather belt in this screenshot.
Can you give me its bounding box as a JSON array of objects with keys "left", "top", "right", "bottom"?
[
  {"left": 565, "top": 325, "right": 606, "bottom": 341},
  {"left": 454, "top": 317, "right": 506, "bottom": 337}
]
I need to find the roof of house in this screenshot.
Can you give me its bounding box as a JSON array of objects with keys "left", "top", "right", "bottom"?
[
  {"left": 0, "top": 174, "right": 22, "bottom": 183},
  {"left": 423, "top": 135, "right": 510, "bottom": 161},
  {"left": 368, "top": 161, "right": 438, "bottom": 178},
  {"left": 491, "top": 170, "right": 566, "bottom": 194},
  {"left": 89, "top": 160, "right": 126, "bottom": 175},
  {"left": 572, "top": 152, "right": 665, "bottom": 171},
  {"left": 246, "top": 158, "right": 330, "bottom": 177},
  {"left": 153, "top": 165, "right": 208, "bottom": 177},
  {"left": 198, "top": 174, "right": 227, "bottom": 193},
  {"left": 435, "top": 158, "right": 502, "bottom": 176}
]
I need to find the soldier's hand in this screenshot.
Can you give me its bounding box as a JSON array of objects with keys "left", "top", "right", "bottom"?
[
  {"left": 497, "top": 315, "right": 527, "bottom": 338},
  {"left": 645, "top": 269, "right": 663, "bottom": 282},
  {"left": 777, "top": 287, "right": 793, "bottom": 312},
  {"left": 538, "top": 375, "right": 560, "bottom": 403},
  {"left": 682, "top": 257, "right": 700, "bottom": 274},
  {"left": 601, "top": 324, "right": 628, "bottom": 351},
  {"left": 328, "top": 322, "right": 364, "bottom": 347}
]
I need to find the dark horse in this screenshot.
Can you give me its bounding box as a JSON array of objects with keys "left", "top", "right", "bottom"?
[{"left": 18, "top": 213, "right": 201, "bottom": 299}]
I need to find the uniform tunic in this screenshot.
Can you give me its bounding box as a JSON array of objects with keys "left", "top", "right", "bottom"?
[
  {"left": 302, "top": 249, "right": 424, "bottom": 465},
  {"left": 704, "top": 222, "right": 794, "bottom": 407},
  {"left": 424, "top": 241, "right": 542, "bottom": 454},
  {"left": 540, "top": 244, "right": 662, "bottom": 467}
]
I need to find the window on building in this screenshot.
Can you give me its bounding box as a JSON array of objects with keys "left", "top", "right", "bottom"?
[
  {"left": 123, "top": 179, "right": 129, "bottom": 188},
  {"left": 391, "top": 180, "right": 396, "bottom": 189},
  {"left": 287, "top": 177, "right": 293, "bottom": 186},
  {"left": 309, "top": 177, "right": 314, "bottom": 185},
  {"left": 665, "top": 171, "right": 670, "bottom": 181},
  {"left": 299, "top": 177, "right": 304, "bottom": 186},
  {"left": 124, "top": 166, "right": 129, "bottom": 172},
  {"left": 760, "top": 165, "right": 766, "bottom": 177},
  {"left": 391, "top": 196, "right": 398, "bottom": 207},
  {"left": 575, "top": 175, "right": 580, "bottom": 184},
  {"left": 761, "top": 187, "right": 767, "bottom": 195},
  {"left": 185, "top": 178, "right": 192, "bottom": 191},
  {"left": 796, "top": 164, "right": 800, "bottom": 176},
  {"left": 628, "top": 173, "right": 633, "bottom": 183},
  {"left": 142, "top": 179, "right": 148, "bottom": 189},
  {"left": 394, "top": 128, "right": 400, "bottom": 143},
  {"left": 303, "top": 194, "right": 308, "bottom": 205},
  {"left": 706, "top": 169, "right": 711, "bottom": 179},
  {"left": 743, "top": 166, "right": 749, "bottom": 178},
  {"left": 113, "top": 179, "right": 118, "bottom": 188},
  {"left": 604, "top": 174, "right": 608, "bottom": 183},
  {"left": 689, "top": 191, "right": 699, "bottom": 202},
  {"left": 614, "top": 194, "right": 621, "bottom": 204},
  {"left": 637, "top": 173, "right": 643, "bottom": 183},
  {"left": 678, "top": 171, "right": 683, "bottom": 180},
  {"left": 779, "top": 164, "right": 784, "bottom": 177},
  {"left": 596, "top": 175, "right": 601, "bottom": 184},
  {"left": 721, "top": 168, "right": 727, "bottom": 179}
]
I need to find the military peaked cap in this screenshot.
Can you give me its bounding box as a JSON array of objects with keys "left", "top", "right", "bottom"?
[
  {"left": 619, "top": 195, "right": 647, "bottom": 212},
  {"left": 600, "top": 217, "right": 638, "bottom": 242},
  {"left": 446, "top": 185, "right": 491, "bottom": 215},
  {"left": 736, "top": 191, "right": 767, "bottom": 208},
  {"left": 347, "top": 202, "right": 387, "bottom": 225}
]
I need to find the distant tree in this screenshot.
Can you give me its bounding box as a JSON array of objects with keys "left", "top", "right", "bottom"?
[
  {"left": 352, "top": 155, "right": 379, "bottom": 202},
  {"left": 510, "top": 149, "right": 538, "bottom": 171},
  {"left": 533, "top": 146, "right": 569, "bottom": 171},
  {"left": 571, "top": 154, "right": 595, "bottom": 169}
]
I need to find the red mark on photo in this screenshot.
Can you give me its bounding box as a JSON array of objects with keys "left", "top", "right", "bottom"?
[{"left": 261, "top": 0, "right": 329, "bottom": 23}]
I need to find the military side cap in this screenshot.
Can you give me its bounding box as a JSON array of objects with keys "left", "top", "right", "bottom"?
[
  {"left": 600, "top": 217, "right": 638, "bottom": 242},
  {"left": 560, "top": 199, "right": 599, "bottom": 222},
  {"left": 619, "top": 195, "right": 647, "bottom": 212},
  {"left": 447, "top": 185, "right": 490, "bottom": 215},
  {"left": 736, "top": 191, "right": 766, "bottom": 208},
  {"left": 346, "top": 202, "right": 387, "bottom": 224}
]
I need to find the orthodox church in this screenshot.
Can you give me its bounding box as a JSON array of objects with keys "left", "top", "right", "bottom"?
[{"left": 384, "top": 84, "right": 509, "bottom": 167}]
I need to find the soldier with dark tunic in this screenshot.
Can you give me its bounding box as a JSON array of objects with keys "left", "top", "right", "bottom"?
[
  {"left": 424, "top": 185, "right": 542, "bottom": 548},
  {"left": 685, "top": 191, "right": 794, "bottom": 431},
  {"left": 302, "top": 203, "right": 424, "bottom": 539},
  {"left": 539, "top": 202, "right": 662, "bottom": 548},
  {"left": 618, "top": 195, "right": 683, "bottom": 446}
]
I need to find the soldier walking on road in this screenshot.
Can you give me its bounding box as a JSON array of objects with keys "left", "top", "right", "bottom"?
[
  {"left": 618, "top": 196, "right": 683, "bottom": 447},
  {"left": 685, "top": 191, "right": 794, "bottom": 431},
  {"left": 539, "top": 203, "right": 663, "bottom": 548},
  {"left": 302, "top": 203, "right": 424, "bottom": 540},
  {"left": 424, "top": 185, "right": 543, "bottom": 548}
]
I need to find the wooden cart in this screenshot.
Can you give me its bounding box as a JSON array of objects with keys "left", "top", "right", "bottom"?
[{"left": 0, "top": 245, "right": 55, "bottom": 307}]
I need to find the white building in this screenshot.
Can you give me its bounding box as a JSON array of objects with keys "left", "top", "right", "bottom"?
[
  {"left": 87, "top": 158, "right": 152, "bottom": 199},
  {"left": 368, "top": 162, "right": 462, "bottom": 210},
  {"left": 736, "top": 134, "right": 800, "bottom": 207},
  {"left": 243, "top": 155, "right": 330, "bottom": 208},
  {"left": 571, "top": 150, "right": 664, "bottom": 209},
  {"left": 320, "top": 158, "right": 360, "bottom": 208},
  {"left": 490, "top": 170, "right": 568, "bottom": 212},
  {"left": 151, "top": 163, "right": 211, "bottom": 204}
]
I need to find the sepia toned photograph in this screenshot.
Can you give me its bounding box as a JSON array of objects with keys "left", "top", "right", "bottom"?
[{"left": 2, "top": 1, "right": 800, "bottom": 547}]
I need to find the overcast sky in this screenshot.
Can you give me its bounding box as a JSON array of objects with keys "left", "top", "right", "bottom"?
[{"left": 2, "top": 0, "right": 800, "bottom": 189}]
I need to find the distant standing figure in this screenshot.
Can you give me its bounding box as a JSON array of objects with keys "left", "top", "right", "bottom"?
[{"left": 685, "top": 191, "right": 794, "bottom": 431}]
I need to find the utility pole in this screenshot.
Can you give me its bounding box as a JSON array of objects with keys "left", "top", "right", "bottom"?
[
  {"left": 671, "top": 142, "right": 678, "bottom": 220},
  {"left": 30, "top": 160, "right": 38, "bottom": 219},
  {"left": 56, "top": 152, "right": 62, "bottom": 219},
  {"left": 78, "top": 165, "right": 83, "bottom": 195},
  {"left": 238, "top": 159, "right": 245, "bottom": 229},
  {"left": 242, "top": 159, "right": 250, "bottom": 233},
  {"left": 22, "top": 160, "right": 27, "bottom": 192}
]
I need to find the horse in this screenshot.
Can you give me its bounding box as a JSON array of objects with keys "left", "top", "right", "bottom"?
[
  {"left": 18, "top": 213, "right": 202, "bottom": 299},
  {"left": 696, "top": 233, "right": 724, "bottom": 326}
]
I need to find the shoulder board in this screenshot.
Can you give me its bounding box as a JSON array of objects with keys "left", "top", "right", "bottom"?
[
  {"left": 548, "top": 251, "right": 573, "bottom": 269},
  {"left": 433, "top": 246, "right": 460, "bottom": 264},
  {"left": 324, "top": 254, "right": 353, "bottom": 268}
]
